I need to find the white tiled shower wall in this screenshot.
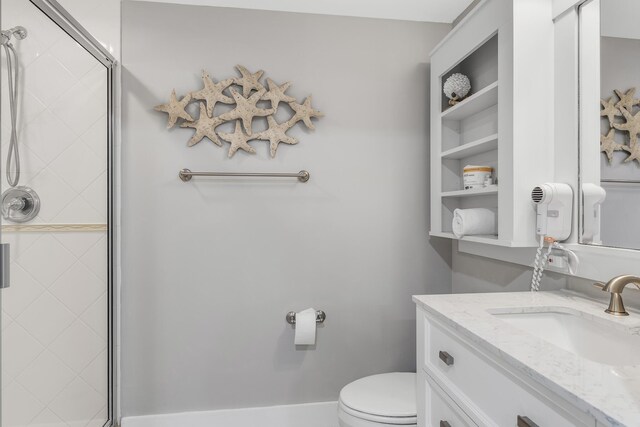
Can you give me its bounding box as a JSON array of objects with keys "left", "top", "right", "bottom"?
[{"left": 1, "top": 0, "right": 109, "bottom": 426}]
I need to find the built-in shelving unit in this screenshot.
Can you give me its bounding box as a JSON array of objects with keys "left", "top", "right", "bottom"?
[
  {"left": 429, "top": 0, "right": 554, "bottom": 247},
  {"left": 434, "top": 31, "right": 500, "bottom": 240}
]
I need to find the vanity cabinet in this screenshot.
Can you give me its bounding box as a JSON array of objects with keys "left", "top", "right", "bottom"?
[
  {"left": 429, "top": 0, "right": 555, "bottom": 247},
  {"left": 416, "top": 306, "right": 598, "bottom": 427},
  {"left": 425, "top": 375, "right": 476, "bottom": 427}
]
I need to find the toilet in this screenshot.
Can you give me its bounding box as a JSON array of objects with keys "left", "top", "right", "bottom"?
[{"left": 338, "top": 372, "right": 417, "bottom": 427}]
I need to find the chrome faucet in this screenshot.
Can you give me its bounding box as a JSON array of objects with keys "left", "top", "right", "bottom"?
[{"left": 594, "top": 275, "right": 640, "bottom": 316}]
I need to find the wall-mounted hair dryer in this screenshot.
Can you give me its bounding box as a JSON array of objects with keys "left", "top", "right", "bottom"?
[
  {"left": 582, "top": 183, "right": 606, "bottom": 245},
  {"left": 530, "top": 183, "right": 575, "bottom": 291},
  {"left": 531, "top": 183, "right": 573, "bottom": 241}
]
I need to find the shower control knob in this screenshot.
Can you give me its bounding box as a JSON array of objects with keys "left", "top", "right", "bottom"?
[
  {"left": 8, "top": 197, "right": 26, "bottom": 212},
  {"left": 1, "top": 187, "right": 40, "bottom": 223}
]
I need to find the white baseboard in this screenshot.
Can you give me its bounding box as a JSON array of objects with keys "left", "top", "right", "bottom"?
[{"left": 121, "top": 401, "right": 339, "bottom": 427}]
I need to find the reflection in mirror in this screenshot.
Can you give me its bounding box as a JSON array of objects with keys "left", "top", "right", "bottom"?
[{"left": 582, "top": 0, "right": 640, "bottom": 250}]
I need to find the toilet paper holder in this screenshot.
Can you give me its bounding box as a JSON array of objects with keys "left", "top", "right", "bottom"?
[{"left": 286, "top": 310, "right": 326, "bottom": 325}]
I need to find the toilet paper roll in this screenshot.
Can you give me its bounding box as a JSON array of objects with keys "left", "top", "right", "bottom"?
[{"left": 294, "top": 308, "right": 317, "bottom": 345}]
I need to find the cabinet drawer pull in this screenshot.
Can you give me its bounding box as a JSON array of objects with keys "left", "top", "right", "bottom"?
[
  {"left": 517, "top": 415, "right": 539, "bottom": 427},
  {"left": 439, "top": 350, "right": 454, "bottom": 366},
  {"left": 439, "top": 421, "right": 452, "bottom": 427}
]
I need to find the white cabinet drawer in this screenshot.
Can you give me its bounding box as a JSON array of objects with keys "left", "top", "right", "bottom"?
[
  {"left": 426, "top": 375, "right": 477, "bottom": 427},
  {"left": 423, "top": 314, "right": 588, "bottom": 427}
]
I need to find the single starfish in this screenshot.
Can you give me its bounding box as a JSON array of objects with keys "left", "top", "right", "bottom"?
[
  {"left": 220, "top": 88, "right": 273, "bottom": 135},
  {"left": 218, "top": 120, "right": 257, "bottom": 157},
  {"left": 154, "top": 90, "right": 193, "bottom": 128},
  {"left": 600, "top": 128, "right": 624, "bottom": 163},
  {"left": 191, "top": 70, "right": 234, "bottom": 116},
  {"left": 261, "top": 78, "right": 295, "bottom": 111},
  {"left": 180, "top": 102, "right": 227, "bottom": 147},
  {"left": 253, "top": 116, "right": 298, "bottom": 157},
  {"left": 600, "top": 97, "right": 621, "bottom": 125},
  {"left": 287, "top": 96, "right": 324, "bottom": 130},
  {"left": 613, "top": 107, "right": 640, "bottom": 148},
  {"left": 233, "top": 65, "right": 264, "bottom": 97},
  {"left": 614, "top": 88, "right": 640, "bottom": 112},
  {"left": 623, "top": 143, "right": 640, "bottom": 164}
]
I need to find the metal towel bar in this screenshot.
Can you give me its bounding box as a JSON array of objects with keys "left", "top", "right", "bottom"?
[{"left": 179, "top": 168, "right": 310, "bottom": 182}]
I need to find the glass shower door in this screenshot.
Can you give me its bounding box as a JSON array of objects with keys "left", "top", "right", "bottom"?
[{"left": 0, "top": 0, "right": 115, "bottom": 426}]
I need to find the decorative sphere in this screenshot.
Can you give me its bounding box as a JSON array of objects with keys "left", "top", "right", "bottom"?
[{"left": 443, "top": 73, "right": 471, "bottom": 100}]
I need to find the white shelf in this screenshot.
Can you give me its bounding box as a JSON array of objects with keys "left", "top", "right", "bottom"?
[
  {"left": 441, "top": 186, "right": 498, "bottom": 198},
  {"left": 429, "top": 231, "right": 514, "bottom": 247},
  {"left": 441, "top": 81, "right": 499, "bottom": 121},
  {"left": 441, "top": 134, "right": 498, "bottom": 159}
]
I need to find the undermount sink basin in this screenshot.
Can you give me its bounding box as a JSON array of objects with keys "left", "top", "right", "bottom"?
[{"left": 491, "top": 309, "right": 640, "bottom": 366}]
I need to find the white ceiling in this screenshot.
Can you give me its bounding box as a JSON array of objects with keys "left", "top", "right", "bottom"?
[{"left": 135, "top": 0, "right": 474, "bottom": 23}]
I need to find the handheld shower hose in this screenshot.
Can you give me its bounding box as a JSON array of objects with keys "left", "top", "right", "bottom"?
[{"left": 1, "top": 26, "right": 27, "bottom": 188}]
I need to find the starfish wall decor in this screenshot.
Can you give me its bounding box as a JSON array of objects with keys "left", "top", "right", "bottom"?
[
  {"left": 154, "top": 65, "right": 323, "bottom": 158},
  {"left": 154, "top": 90, "right": 193, "bottom": 129},
  {"left": 613, "top": 107, "right": 640, "bottom": 149},
  {"left": 600, "top": 87, "right": 640, "bottom": 165},
  {"left": 600, "top": 97, "right": 620, "bottom": 125},
  {"left": 600, "top": 128, "right": 624, "bottom": 163}
]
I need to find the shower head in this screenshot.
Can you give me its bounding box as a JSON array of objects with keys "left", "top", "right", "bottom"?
[
  {"left": 0, "top": 26, "right": 27, "bottom": 46},
  {"left": 11, "top": 26, "right": 27, "bottom": 40}
]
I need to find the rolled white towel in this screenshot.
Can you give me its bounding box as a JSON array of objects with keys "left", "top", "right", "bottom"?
[{"left": 452, "top": 208, "right": 497, "bottom": 238}]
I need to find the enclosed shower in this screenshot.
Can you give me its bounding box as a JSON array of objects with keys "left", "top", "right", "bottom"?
[{"left": 0, "top": 0, "right": 116, "bottom": 426}]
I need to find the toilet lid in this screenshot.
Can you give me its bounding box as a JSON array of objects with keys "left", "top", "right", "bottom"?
[{"left": 339, "top": 372, "right": 416, "bottom": 418}]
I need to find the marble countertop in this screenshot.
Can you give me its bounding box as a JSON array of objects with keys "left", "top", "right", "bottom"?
[{"left": 413, "top": 291, "right": 640, "bottom": 427}]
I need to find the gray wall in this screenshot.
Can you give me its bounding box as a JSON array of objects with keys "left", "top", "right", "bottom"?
[
  {"left": 452, "top": 245, "right": 567, "bottom": 293},
  {"left": 121, "top": 1, "right": 451, "bottom": 416}
]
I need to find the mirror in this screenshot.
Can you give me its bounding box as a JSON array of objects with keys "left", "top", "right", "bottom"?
[{"left": 580, "top": 0, "right": 640, "bottom": 250}]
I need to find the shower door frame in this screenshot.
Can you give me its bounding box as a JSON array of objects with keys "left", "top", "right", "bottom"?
[{"left": 21, "top": 1, "right": 118, "bottom": 426}]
